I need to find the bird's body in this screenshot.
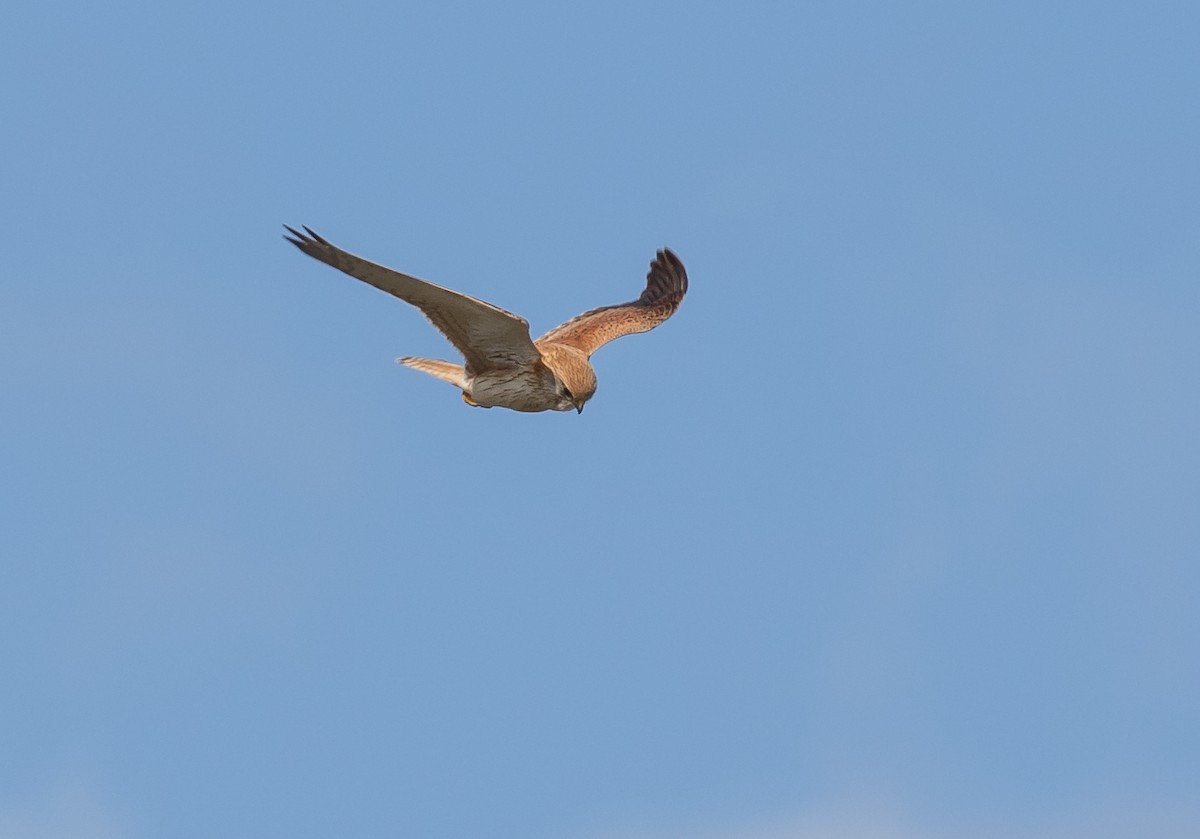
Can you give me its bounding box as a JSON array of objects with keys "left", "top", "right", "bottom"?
[
  {"left": 283, "top": 226, "right": 687, "bottom": 414},
  {"left": 465, "top": 362, "right": 562, "bottom": 412}
]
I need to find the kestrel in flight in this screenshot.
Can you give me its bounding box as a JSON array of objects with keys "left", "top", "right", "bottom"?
[{"left": 283, "top": 226, "right": 688, "bottom": 413}]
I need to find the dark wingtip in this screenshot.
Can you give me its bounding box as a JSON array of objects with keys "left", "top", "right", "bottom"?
[
  {"left": 643, "top": 247, "right": 688, "bottom": 303},
  {"left": 282, "top": 223, "right": 307, "bottom": 246},
  {"left": 283, "top": 224, "right": 335, "bottom": 257},
  {"left": 302, "top": 225, "right": 329, "bottom": 244}
]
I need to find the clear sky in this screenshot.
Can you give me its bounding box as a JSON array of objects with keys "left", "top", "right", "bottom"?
[{"left": 2, "top": 2, "right": 1198, "bottom": 838}]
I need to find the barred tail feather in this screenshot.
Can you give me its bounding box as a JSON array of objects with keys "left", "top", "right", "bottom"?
[{"left": 397, "top": 357, "right": 467, "bottom": 388}]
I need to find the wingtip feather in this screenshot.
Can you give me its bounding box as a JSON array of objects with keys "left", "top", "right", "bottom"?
[{"left": 643, "top": 248, "right": 688, "bottom": 303}]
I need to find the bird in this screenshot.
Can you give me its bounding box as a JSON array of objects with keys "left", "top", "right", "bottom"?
[{"left": 283, "top": 226, "right": 688, "bottom": 413}]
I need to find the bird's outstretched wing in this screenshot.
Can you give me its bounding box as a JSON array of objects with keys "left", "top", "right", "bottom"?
[
  {"left": 536, "top": 248, "right": 688, "bottom": 357},
  {"left": 284, "top": 226, "right": 540, "bottom": 373}
]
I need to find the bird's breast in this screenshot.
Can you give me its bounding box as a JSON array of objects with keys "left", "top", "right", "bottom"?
[{"left": 466, "top": 367, "right": 561, "bottom": 413}]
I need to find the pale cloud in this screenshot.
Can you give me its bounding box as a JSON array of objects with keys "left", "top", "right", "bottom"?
[
  {"left": 579, "top": 807, "right": 921, "bottom": 839},
  {"left": 583, "top": 799, "right": 1200, "bottom": 839},
  {"left": 1017, "top": 799, "right": 1200, "bottom": 839},
  {"left": 0, "top": 783, "right": 130, "bottom": 839}
]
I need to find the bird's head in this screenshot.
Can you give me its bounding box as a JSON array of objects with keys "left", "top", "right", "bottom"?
[
  {"left": 554, "top": 379, "right": 593, "bottom": 413},
  {"left": 541, "top": 344, "right": 597, "bottom": 414}
]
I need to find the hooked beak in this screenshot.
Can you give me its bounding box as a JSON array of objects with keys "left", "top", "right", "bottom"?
[{"left": 574, "top": 400, "right": 585, "bottom": 414}]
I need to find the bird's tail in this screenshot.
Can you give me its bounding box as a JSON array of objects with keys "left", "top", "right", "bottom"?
[{"left": 396, "top": 357, "right": 467, "bottom": 388}]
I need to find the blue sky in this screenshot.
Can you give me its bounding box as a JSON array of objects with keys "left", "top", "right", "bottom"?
[{"left": 2, "top": 1, "right": 1198, "bottom": 837}]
